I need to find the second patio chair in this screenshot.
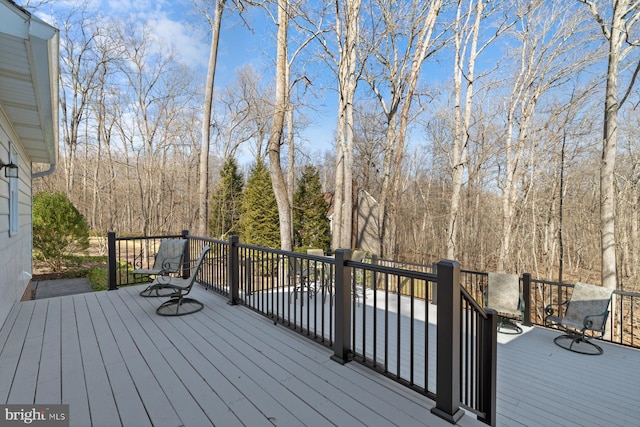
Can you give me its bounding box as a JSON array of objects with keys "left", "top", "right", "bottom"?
[
  {"left": 288, "top": 256, "right": 316, "bottom": 304},
  {"left": 155, "top": 245, "right": 210, "bottom": 316},
  {"left": 544, "top": 282, "right": 614, "bottom": 355},
  {"left": 485, "top": 272, "right": 524, "bottom": 334},
  {"left": 134, "top": 239, "right": 188, "bottom": 296}
]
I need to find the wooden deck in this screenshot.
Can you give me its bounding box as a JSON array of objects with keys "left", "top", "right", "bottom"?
[
  {"left": 1, "top": 284, "right": 639, "bottom": 427},
  {"left": 0, "top": 284, "right": 480, "bottom": 427}
]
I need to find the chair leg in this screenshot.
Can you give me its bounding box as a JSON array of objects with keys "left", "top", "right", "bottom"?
[
  {"left": 496, "top": 316, "right": 523, "bottom": 335},
  {"left": 156, "top": 294, "right": 204, "bottom": 316},
  {"left": 553, "top": 334, "right": 604, "bottom": 355}
]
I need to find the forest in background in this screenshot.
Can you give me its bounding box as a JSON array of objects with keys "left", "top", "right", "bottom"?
[{"left": 22, "top": 0, "right": 640, "bottom": 292}]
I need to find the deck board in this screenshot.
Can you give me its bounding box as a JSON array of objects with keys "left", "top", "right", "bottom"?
[
  {"left": 60, "top": 297, "right": 91, "bottom": 426},
  {"left": 106, "top": 289, "right": 212, "bottom": 427},
  {"left": 130, "top": 289, "right": 337, "bottom": 427},
  {"left": 2, "top": 284, "right": 640, "bottom": 426},
  {"left": 97, "top": 290, "right": 183, "bottom": 427},
  {"left": 75, "top": 294, "right": 121, "bottom": 426},
  {"left": 8, "top": 298, "right": 46, "bottom": 404},
  {"left": 0, "top": 303, "right": 35, "bottom": 402},
  {"left": 36, "top": 298, "right": 62, "bottom": 404},
  {"left": 84, "top": 294, "right": 151, "bottom": 427},
  {"left": 206, "top": 291, "right": 432, "bottom": 427}
]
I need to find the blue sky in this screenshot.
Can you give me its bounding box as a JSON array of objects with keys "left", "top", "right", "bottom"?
[{"left": 35, "top": 0, "right": 338, "bottom": 162}]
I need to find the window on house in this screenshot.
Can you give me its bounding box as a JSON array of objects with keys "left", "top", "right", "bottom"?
[{"left": 8, "top": 143, "right": 18, "bottom": 236}]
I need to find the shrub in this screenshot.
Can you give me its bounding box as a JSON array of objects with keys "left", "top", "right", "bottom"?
[
  {"left": 33, "top": 192, "right": 90, "bottom": 271},
  {"left": 88, "top": 267, "right": 108, "bottom": 291}
]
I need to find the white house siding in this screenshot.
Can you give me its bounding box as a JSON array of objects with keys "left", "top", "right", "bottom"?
[{"left": 0, "top": 109, "right": 32, "bottom": 327}]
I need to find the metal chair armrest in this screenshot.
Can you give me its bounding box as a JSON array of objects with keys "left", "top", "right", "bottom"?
[
  {"left": 544, "top": 300, "right": 568, "bottom": 317},
  {"left": 583, "top": 310, "right": 609, "bottom": 332}
]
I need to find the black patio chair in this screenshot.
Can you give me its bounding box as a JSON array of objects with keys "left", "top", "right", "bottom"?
[
  {"left": 544, "top": 282, "right": 614, "bottom": 355},
  {"left": 155, "top": 245, "right": 210, "bottom": 316},
  {"left": 134, "top": 239, "right": 188, "bottom": 295},
  {"left": 485, "top": 272, "right": 524, "bottom": 334}
]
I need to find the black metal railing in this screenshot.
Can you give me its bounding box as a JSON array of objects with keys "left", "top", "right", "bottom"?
[
  {"left": 107, "top": 232, "right": 497, "bottom": 426},
  {"left": 347, "top": 258, "right": 437, "bottom": 393},
  {"left": 107, "top": 231, "right": 189, "bottom": 289},
  {"left": 185, "top": 235, "right": 230, "bottom": 296}
]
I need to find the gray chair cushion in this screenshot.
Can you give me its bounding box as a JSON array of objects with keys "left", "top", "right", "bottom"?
[
  {"left": 486, "top": 273, "right": 521, "bottom": 316},
  {"left": 133, "top": 239, "right": 188, "bottom": 276},
  {"left": 561, "top": 282, "right": 614, "bottom": 332}
]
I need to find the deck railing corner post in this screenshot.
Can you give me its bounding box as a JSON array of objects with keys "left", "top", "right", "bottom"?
[
  {"left": 228, "top": 235, "right": 240, "bottom": 305},
  {"left": 107, "top": 231, "right": 117, "bottom": 291},
  {"left": 522, "top": 273, "right": 532, "bottom": 326},
  {"left": 331, "top": 248, "right": 353, "bottom": 365},
  {"left": 431, "top": 259, "right": 464, "bottom": 424}
]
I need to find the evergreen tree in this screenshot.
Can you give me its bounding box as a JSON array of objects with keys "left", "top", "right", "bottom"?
[
  {"left": 209, "top": 157, "right": 244, "bottom": 238},
  {"left": 293, "top": 165, "right": 331, "bottom": 251},
  {"left": 240, "top": 159, "right": 280, "bottom": 247},
  {"left": 33, "top": 192, "right": 90, "bottom": 271}
]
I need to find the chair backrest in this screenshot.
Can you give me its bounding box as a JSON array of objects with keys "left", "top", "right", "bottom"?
[
  {"left": 565, "top": 282, "right": 614, "bottom": 332},
  {"left": 307, "top": 248, "right": 325, "bottom": 257},
  {"left": 486, "top": 273, "right": 521, "bottom": 314},
  {"left": 288, "top": 256, "right": 308, "bottom": 280},
  {"left": 153, "top": 239, "right": 188, "bottom": 273}
]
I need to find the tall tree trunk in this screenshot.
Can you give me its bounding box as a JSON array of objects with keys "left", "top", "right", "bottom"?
[
  {"left": 198, "top": 0, "right": 226, "bottom": 236},
  {"left": 600, "top": 12, "right": 623, "bottom": 292},
  {"left": 268, "top": 0, "right": 293, "bottom": 250},
  {"left": 447, "top": 0, "right": 484, "bottom": 259},
  {"left": 332, "top": 0, "right": 361, "bottom": 250}
]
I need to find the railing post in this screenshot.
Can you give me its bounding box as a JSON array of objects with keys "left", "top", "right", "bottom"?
[
  {"left": 431, "top": 262, "right": 438, "bottom": 305},
  {"left": 228, "top": 235, "right": 240, "bottom": 305},
  {"left": 182, "top": 230, "right": 190, "bottom": 279},
  {"left": 522, "top": 273, "right": 532, "bottom": 326},
  {"left": 431, "top": 260, "right": 464, "bottom": 424},
  {"left": 107, "top": 232, "right": 117, "bottom": 291},
  {"left": 479, "top": 308, "right": 498, "bottom": 427},
  {"left": 331, "top": 249, "right": 352, "bottom": 364}
]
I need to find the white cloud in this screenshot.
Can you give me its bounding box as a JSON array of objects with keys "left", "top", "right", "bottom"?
[{"left": 147, "top": 16, "right": 209, "bottom": 69}]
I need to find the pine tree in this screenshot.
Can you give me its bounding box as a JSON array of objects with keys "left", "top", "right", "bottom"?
[
  {"left": 209, "top": 157, "right": 244, "bottom": 238},
  {"left": 240, "top": 159, "right": 280, "bottom": 247},
  {"left": 293, "top": 165, "right": 331, "bottom": 251}
]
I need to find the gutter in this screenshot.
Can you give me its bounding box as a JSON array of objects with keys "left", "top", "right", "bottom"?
[{"left": 32, "top": 163, "right": 56, "bottom": 179}]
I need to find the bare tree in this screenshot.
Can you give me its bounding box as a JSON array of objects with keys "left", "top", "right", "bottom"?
[
  {"left": 579, "top": 0, "right": 640, "bottom": 292},
  {"left": 196, "top": 0, "right": 227, "bottom": 236},
  {"left": 496, "top": 0, "right": 596, "bottom": 272},
  {"left": 267, "top": 0, "right": 294, "bottom": 250},
  {"left": 329, "top": 0, "right": 362, "bottom": 250},
  {"left": 58, "top": 5, "right": 107, "bottom": 195},
  {"left": 362, "top": 0, "right": 443, "bottom": 258},
  {"left": 216, "top": 65, "right": 273, "bottom": 159},
  {"left": 446, "top": 0, "right": 516, "bottom": 260}
]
